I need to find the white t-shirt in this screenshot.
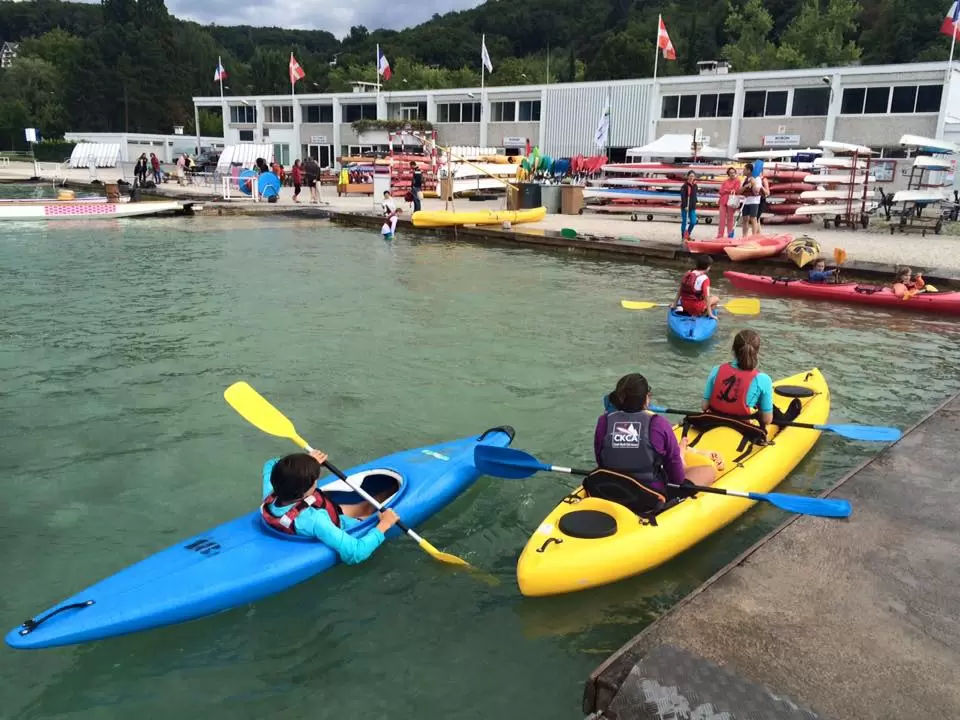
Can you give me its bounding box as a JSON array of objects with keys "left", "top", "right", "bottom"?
[
  {"left": 742, "top": 177, "right": 762, "bottom": 206},
  {"left": 382, "top": 197, "right": 397, "bottom": 215}
]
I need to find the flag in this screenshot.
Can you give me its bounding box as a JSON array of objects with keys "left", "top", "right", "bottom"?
[
  {"left": 213, "top": 57, "right": 227, "bottom": 82},
  {"left": 377, "top": 48, "right": 392, "bottom": 80},
  {"left": 481, "top": 36, "right": 493, "bottom": 74},
  {"left": 658, "top": 17, "right": 677, "bottom": 60},
  {"left": 289, "top": 53, "right": 305, "bottom": 84},
  {"left": 594, "top": 97, "right": 610, "bottom": 150},
  {"left": 941, "top": 1, "right": 960, "bottom": 39}
]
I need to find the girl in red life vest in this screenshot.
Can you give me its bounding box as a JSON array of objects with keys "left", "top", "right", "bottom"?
[
  {"left": 260, "top": 450, "right": 400, "bottom": 564},
  {"left": 702, "top": 329, "right": 775, "bottom": 426},
  {"left": 670, "top": 254, "right": 720, "bottom": 318},
  {"left": 892, "top": 267, "right": 926, "bottom": 299}
]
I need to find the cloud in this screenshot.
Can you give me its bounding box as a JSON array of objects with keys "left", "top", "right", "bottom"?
[{"left": 164, "top": 0, "right": 484, "bottom": 37}]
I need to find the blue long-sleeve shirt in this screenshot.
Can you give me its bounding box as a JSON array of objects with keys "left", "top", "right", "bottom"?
[
  {"left": 807, "top": 269, "right": 834, "bottom": 283},
  {"left": 261, "top": 458, "right": 385, "bottom": 564}
]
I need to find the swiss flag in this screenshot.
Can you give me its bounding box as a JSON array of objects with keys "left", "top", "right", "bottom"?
[
  {"left": 941, "top": 1, "right": 960, "bottom": 39},
  {"left": 289, "top": 53, "right": 305, "bottom": 84},
  {"left": 658, "top": 17, "right": 677, "bottom": 60}
]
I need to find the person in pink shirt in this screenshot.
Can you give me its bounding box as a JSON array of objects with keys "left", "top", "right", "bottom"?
[{"left": 717, "top": 166, "right": 741, "bottom": 239}]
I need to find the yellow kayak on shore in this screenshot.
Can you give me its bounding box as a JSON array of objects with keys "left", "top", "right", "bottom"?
[
  {"left": 516, "top": 368, "right": 830, "bottom": 597},
  {"left": 411, "top": 207, "right": 546, "bottom": 228}
]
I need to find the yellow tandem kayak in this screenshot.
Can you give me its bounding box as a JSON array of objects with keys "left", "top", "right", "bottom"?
[
  {"left": 411, "top": 207, "right": 546, "bottom": 228},
  {"left": 516, "top": 368, "right": 830, "bottom": 597}
]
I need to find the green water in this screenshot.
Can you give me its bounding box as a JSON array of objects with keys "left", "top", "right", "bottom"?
[{"left": 2, "top": 217, "right": 959, "bottom": 719}]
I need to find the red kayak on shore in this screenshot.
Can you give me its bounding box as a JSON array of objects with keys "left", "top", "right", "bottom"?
[
  {"left": 724, "top": 271, "right": 960, "bottom": 316},
  {"left": 686, "top": 234, "right": 793, "bottom": 255}
]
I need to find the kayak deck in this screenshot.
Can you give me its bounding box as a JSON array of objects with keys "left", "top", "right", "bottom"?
[
  {"left": 516, "top": 370, "right": 829, "bottom": 597},
  {"left": 667, "top": 309, "right": 717, "bottom": 343}
]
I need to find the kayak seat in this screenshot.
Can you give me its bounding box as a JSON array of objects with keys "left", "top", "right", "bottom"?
[
  {"left": 557, "top": 510, "right": 617, "bottom": 539},
  {"left": 774, "top": 385, "right": 816, "bottom": 398},
  {"left": 582, "top": 469, "right": 667, "bottom": 519}
]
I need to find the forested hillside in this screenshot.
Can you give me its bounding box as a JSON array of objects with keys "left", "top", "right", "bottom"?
[{"left": 0, "top": 0, "right": 954, "bottom": 145}]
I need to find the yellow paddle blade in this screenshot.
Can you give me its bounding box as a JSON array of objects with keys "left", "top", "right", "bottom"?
[
  {"left": 224, "top": 382, "right": 310, "bottom": 450},
  {"left": 722, "top": 298, "right": 761, "bottom": 315},
  {"left": 621, "top": 300, "right": 661, "bottom": 310},
  {"left": 925, "top": 284, "right": 939, "bottom": 293},
  {"left": 418, "top": 538, "right": 470, "bottom": 567}
]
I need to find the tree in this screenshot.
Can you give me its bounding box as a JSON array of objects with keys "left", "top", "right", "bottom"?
[
  {"left": 779, "top": 0, "right": 862, "bottom": 67},
  {"left": 721, "top": 0, "right": 783, "bottom": 71},
  {"left": 0, "top": 57, "right": 68, "bottom": 137}
]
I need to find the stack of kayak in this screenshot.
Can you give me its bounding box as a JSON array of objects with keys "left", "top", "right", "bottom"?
[
  {"left": 514, "top": 369, "right": 830, "bottom": 596},
  {"left": 724, "top": 271, "right": 960, "bottom": 316}
]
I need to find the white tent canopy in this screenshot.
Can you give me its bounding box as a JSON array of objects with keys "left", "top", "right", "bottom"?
[
  {"left": 69, "top": 143, "right": 121, "bottom": 168},
  {"left": 626, "top": 134, "right": 728, "bottom": 160},
  {"left": 216, "top": 143, "right": 275, "bottom": 174}
]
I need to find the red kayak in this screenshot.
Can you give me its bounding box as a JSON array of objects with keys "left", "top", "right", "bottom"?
[
  {"left": 724, "top": 272, "right": 960, "bottom": 316},
  {"left": 686, "top": 234, "right": 792, "bottom": 255}
]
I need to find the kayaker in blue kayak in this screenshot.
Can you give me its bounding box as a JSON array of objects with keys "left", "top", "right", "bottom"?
[
  {"left": 260, "top": 450, "right": 400, "bottom": 564},
  {"left": 702, "top": 329, "right": 774, "bottom": 425},
  {"left": 598, "top": 374, "right": 720, "bottom": 498},
  {"left": 670, "top": 254, "right": 720, "bottom": 319}
]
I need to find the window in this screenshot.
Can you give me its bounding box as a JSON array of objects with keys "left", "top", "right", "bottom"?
[
  {"left": 518, "top": 100, "right": 541, "bottom": 122},
  {"left": 264, "top": 105, "right": 293, "bottom": 124},
  {"left": 678, "top": 95, "right": 697, "bottom": 118},
  {"left": 661, "top": 95, "right": 679, "bottom": 119},
  {"left": 792, "top": 87, "right": 830, "bottom": 116},
  {"left": 229, "top": 105, "right": 256, "bottom": 124},
  {"left": 342, "top": 104, "right": 377, "bottom": 122},
  {"left": 239, "top": 129, "right": 254, "bottom": 141},
  {"left": 491, "top": 101, "right": 516, "bottom": 122},
  {"left": 742, "top": 90, "right": 787, "bottom": 118},
  {"left": 303, "top": 105, "right": 333, "bottom": 123},
  {"left": 864, "top": 87, "right": 889, "bottom": 114},
  {"left": 437, "top": 102, "right": 480, "bottom": 123},
  {"left": 891, "top": 86, "right": 916, "bottom": 114},
  {"left": 400, "top": 102, "right": 427, "bottom": 121},
  {"left": 841, "top": 88, "right": 865, "bottom": 114},
  {"left": 916, "top": 85, "right": 943, "bottom": 113},
  {"left": 273, "top": 143, "right": 290, "bottom": 165},
  {"left": 698, "top": 93, "right": 734, "bottom": 118}
]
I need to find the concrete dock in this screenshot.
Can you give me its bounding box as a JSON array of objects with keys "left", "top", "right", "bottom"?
[{"left": 584, "top": 392, "right": 960, "bottom": 720}]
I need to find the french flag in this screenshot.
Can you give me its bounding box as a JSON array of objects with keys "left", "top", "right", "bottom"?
[
  {"left": 941, "top": 1, "right": 960, "bottom": 39},
  {"left": 214, "top": 57, "right": 227, "bottom": 82},
  {"left": 377, "top": 47, "right": 392, "bottom": 81}
]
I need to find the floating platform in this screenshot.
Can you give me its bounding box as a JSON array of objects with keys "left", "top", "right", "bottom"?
[{"left": 585, "top": 391, "right": 960, "bottom": 719}]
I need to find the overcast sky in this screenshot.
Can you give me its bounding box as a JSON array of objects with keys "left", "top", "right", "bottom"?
[{"left": 162, "top": 0, "right": 485, "bottom": 38}]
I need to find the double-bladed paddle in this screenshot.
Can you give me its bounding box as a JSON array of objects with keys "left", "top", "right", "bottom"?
[
  {"left": 647, "top": 404, "right": 902, "bottom": 443},
  {"left": 621, "top": 297, "right": 760, "bottom": 315},
  {"left": 474, "top": 445, "right": 852, "bottom": 519},
  {"left": 224, "top": 381, "right": 472, "bottom": 568}
]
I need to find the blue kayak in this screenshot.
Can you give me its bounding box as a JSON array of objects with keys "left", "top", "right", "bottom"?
[
  {"left": 667, "top": 308, "right": 718, "bottom": 343},
  {"left": 7, "top": 426, "right": 514, "bottom": 650}
]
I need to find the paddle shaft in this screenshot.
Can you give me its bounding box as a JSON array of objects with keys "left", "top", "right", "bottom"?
[{"left": 310, "top": 446, "right": 420, "bottom": 538}]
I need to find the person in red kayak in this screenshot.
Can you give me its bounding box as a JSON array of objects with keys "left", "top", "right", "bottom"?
[
  {"left": 670, "top": 254, "right": 720, "bottom": 319},
  {"left": 260, "top": 450, "right": 400, "bottom": 563},
  {"left": 892, "top": 267, "right": 926, "bottom": 299}
]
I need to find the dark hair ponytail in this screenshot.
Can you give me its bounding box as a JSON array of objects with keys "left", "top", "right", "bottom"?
[
  {"left": 732, "top": 329, "right": 761, "bottom": 371},
  {"left": 610, "top": 373, "right": 650, "bottom": 413}
]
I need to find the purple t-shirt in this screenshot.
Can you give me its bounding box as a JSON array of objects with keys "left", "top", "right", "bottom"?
[{"left": 594, "top": 413, "right": 685, "bottom": 487}]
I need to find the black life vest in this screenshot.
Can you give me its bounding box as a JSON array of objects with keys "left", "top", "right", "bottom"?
[
  {"left": 598, "top": 410, "right": 665, "bottom": 487},
  {"left": 260, "top": 489, "right": 341, "bottom": 535}
]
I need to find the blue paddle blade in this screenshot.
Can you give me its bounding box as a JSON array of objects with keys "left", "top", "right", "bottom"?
[
  {"left": 473, "top": 445, "right": 549, "bottom": 480},
  {"left": 749, "top": 491, "right": 852, "bottom": 518},
  {"left": 817, "top": 424, "right": 901, "bottom": 442}
]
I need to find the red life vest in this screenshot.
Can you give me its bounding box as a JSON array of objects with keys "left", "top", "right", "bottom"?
[
  {"left": 680, "top": 270, "right": 708, "bottom": 306},
  {"left": 709, "top": 362, "right": 760, "bottom": 417},
  {"left": 260, "top": 489, "right": 340, "bottom": 535}
]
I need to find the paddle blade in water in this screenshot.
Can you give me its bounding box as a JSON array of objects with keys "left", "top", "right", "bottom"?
[
  {"left": 753, "top": 491, "right": 852, "bottom": 518},
  {"left": 621, "top": 300, "right": 661, "bottom": 310},
  {"left": 474, "top": 445, "right": 543, "bottom": 479},
  {"left": 224, "top": 382, "right": 308, "bottom": 448},
  {"left": 722, "top": 298, "right": 761, "bottom": 315},
  {"left": 819, "top": 423, "right": 902, "bottom": 442},
  {"left": 417, "top": 538, "right": 472, "bottom": 567}
]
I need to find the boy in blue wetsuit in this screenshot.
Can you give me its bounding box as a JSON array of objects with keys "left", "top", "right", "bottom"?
[
  {"left": 260, "top": 450, "right": 399, "bottom": 564},
  {"left": 807, "top": 259, "right": 838, "bottom": 283}
]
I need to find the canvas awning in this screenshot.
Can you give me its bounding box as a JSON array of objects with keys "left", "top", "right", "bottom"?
[
  {"left": 626, "top": 134, "right": 728, "bottom": 159},
  {"left": 216, "top": 144, "right": 275, "bottom": 174}
]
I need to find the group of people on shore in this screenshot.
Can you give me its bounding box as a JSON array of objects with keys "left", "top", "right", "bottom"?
[{"left": 680, "top": 164, "right": 770, "bottom": 242}]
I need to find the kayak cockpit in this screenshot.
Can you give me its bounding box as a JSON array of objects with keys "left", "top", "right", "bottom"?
[{"left": 320, "top": 469, "right": 403, "bottom": 507}]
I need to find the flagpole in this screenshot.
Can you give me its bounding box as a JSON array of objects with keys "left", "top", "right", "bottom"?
[
  {"left": 376, "top": 44, "right": 381, "bottom": 94},
  {"left": 653, "top": 14, "right": 661, "bottom": 81},
  {"left": 945, "top": 14, "right": 959, "bottom": 139},
  {"left": 481, "top": 34, "right": 486, "bottom": 98}
]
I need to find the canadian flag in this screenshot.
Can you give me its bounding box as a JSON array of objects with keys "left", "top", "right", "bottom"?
[
  {"left": 658, "top": 16, "right": 677, "bottom": 60},
  {"left": 289, "top": 53, "right": 305, "bottom": 84},
  {"left": 941, "top": 1, "right": 960, "bottom": 39}
]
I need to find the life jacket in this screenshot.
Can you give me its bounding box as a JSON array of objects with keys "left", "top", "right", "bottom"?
[
  {"left": 680, "top": 270, "right": 707, "bottom": 304},
  {"left": 709, "top": 362, "right": 760, "bottom": 417},
  {"left": 598, "top": 410, "right": 665, "bottom": 488},
  {"left": 260, "top": 489, "right": 340, "bottom": 535}
]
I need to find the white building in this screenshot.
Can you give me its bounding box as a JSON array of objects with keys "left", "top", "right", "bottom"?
[
  {"left": 62, "top": 132, "right": 226, "bottom": 163},
  {"left": 192, "top": 60, "right": 960, "bottom": 177}
]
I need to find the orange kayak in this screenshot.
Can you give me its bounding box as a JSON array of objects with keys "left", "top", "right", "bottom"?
[{"left": 724, "top": 235, "right": 791, "bottom": 261}]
